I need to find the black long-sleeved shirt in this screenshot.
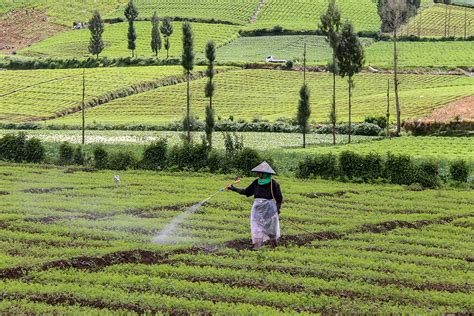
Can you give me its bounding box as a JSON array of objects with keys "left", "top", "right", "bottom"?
[{"left": 231, "top": 179, "right": 283, "bottom": 211}]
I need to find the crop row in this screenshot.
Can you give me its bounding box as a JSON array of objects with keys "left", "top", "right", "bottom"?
[{"left": 47, "top": 69, "right": 474, "bottom": 126}]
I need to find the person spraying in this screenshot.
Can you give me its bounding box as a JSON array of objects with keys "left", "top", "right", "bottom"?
[{"left": 227, "top": 161, "right": 283, "bottom": 250}]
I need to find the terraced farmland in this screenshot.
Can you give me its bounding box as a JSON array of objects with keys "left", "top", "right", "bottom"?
[
  {"left": 400, "top": 3, "right": 474, "bottom": 37},
  {"left": 19, "top": 21, "right": 240, "bottom": 59},
  {"left": 366, "top": 40, "right": 474, "bottom": 68},
  {"left": 0, "top": 163, "right": 472, "bottom": 313},
  {"left": 48, "top": 69, "right": 474, "bottom": 126},
  {"left": 247, "top": 0, "right": 381, "bottom": 33},
  {"left": 107, "top": 0, "right": 261, "bottom": 25},
  {"left": 0, "top": 66, "right": 208, "bottom": 122}
]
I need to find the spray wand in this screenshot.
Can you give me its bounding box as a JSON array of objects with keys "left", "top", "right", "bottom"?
[{"left": 200, "top": 178, "right": 241, "bottom": 205}]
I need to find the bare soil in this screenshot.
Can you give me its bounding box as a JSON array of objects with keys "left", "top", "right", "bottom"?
[
  {"left": 420, "top": 95, "right": 474, "bottom": 122},
  {"left": 0, "top": 9, "right": 66, "bottom": 53}
]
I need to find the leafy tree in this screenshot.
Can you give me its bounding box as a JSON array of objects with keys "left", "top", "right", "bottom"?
[
  {"left": 297, "top": 84, "right": 311, "bottom": 148},
  {"left": 160, "top": 17, "right": 174, "bottom": 59},
  {"left": 151, "top": 11, "right": 162, "bottom": 57},
  {"left": 88, "top": 10, "right": 104, "bottom": 58},
  {"left": 377, "top": 0, "right": 420, "bottom": 136},
  {"left": 124, "top": 0, "right": 139, "bottom": 57},
  {"left": 319, "top": 0, "right": 341, "bottom": 145},
  {"left": 181, "top": 21, "right": 195, "bottom": 143},
  {"left": 336, "top": 20, "right": 364, "bottom": 144},
  {"left": 204, "top": 41, "right": 216, "bottom": 147}
]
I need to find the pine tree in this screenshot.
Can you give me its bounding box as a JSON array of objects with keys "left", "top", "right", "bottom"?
[
  {"left": 124, "top": 0, "right": 139, "bottom": 57},
  {"left": 319, "top": 0, "right": 341, "bottom": 145},
  {"left": 160, "top": 17, "right": 174, "bottom": 59},
  {"left": 297, "top": 84, "right": 311, "bottom": 148},
  {"left": 204, "top": 41, "right": 216, "bottom": 148},
  {"left": 181, "top": 21, "right": 195, "bottom": 144},
  {"left": 151, "top": 11, "right": 162, "bottom": 57},
  {"left": 88, "top": 10, "right": 104, "bottom": 58},
  {"left": 336, "top": 20, "right": 364, "bottom": 144}
]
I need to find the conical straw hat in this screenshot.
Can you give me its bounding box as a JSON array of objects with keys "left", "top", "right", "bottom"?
[{"left": 251, "top": 161, "right": 276, "bottom": 175}]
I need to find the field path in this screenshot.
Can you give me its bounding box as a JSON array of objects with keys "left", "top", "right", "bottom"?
[{"left": 250, "top": 0, "right": 267, "bottom": 23}]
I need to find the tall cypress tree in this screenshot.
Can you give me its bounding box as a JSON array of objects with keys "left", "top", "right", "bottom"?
[
  {"left": 181, "top": 21, "right": 195, "bottom": 144},
  {"left": 160, "top": 17, "right": 174, "bottom": 59},
  {"left": 319, "top": 0, "right": 341, "bottom": 146},
  {"left": 336, "top": 20, "right": 364, "bottom": 144},
  {"left": 151, "top": 11, "right": 162, "bottom": 57},
  {"left": 204, "top": 41, "right": 216, "bottom": 148},
  {"left": 297, "top": 84, "right": 311, "bottom": 149},
  {"left": 88, "top": 10, "right": 104, "bottom": 59},
  {"left": 124, "top": 0, "right": 139, "bottom": 57}
]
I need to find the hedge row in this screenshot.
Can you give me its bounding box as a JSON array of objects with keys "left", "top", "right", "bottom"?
[
  {"left": 403, "top": 120, "right": 474, "bottom": 136},
  {"left": 296, "top": 151, "right": 470, "bottom": 187}
]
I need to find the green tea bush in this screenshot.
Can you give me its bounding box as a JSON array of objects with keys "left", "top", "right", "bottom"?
[
  {"left": 365, "top": 116, "right": 388, "bottom": 129},
  {"left": 108, "top": 152, "right": 136, "bottom": 171},
  {"left": 362, "top": 152, "right": 384, "bottom": 181},
  {"left": 233, "top": 147, "right": 262, "bottom": 176},
  {"left": 168, "top": 141, "right": 209, "bottom": 171},
  {"left": 207, "top": 149, "right": 225, "bottom": 173},
  {"left": 93, "top": 147, "right": 109, "bottom": 170},
  {"left": 23, "top": 138, "right": 45, "bottom": 163},
  {"left": 0, "top": 133, "right": 26, "bottom": 162},
  {"left": 296, "top": 153, "right": 338, "bottom": 179},
  {"left": 339, "top": 151, "right": 364, "bottom": 179},
  {"left": 450, "top": 160, "right": 469, "bottom": 183},
  {"left": 353, "top": 123, "right": 382, "bottom": 136},
  {"left": 58, "top": 142, "right": 74, "bottom": 165},
  {"left": 142, "top": 139, "right": 168, "bottom": 170},
  {"left": 416, "top": 160, "right": 441, "bottom": 188},
  {"left": 73, "top": 146, "right": 85, "bottom": 165},
  {"left": 384, "top": 153, "right": 417, "bottom": 185}
]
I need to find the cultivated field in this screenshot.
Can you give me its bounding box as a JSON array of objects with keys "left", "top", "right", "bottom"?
[
  {"left": 18, "top": 21, "right": 240, "bottom": 59},
  {"left": 47, "top": 69, "right": 474, "bottom": 126},
  {"left": 0, "top": 66, "right": 211, "bottom": 123},
  {"left": 0, "top": 163, "right": 472, "bottom": 313}
]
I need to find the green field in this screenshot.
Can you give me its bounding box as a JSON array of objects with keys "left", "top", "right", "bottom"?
[
  {"left": 107, "top": 0, "right": 261, "bottom": 25},
  {"left": 47, "top": 69, "right": 474, "bottom": 126},
  {"left": 0, "top": 66, "right": 209, "bottom": 122},
  {"left": 0, "top": 163, "right": 472, "bottom": 313},
  {"left": 18, "top": 21, "right": 240, "bottom": 59},
  {"left": 246, "top": 0, "right": 381, "bottom": 33},
  {"left": 401, "top": 3, "right": 474, "bottom": 37}
]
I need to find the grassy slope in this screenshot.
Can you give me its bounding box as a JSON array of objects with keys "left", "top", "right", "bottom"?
[
  {"left": 0, "top": 66, "right": 208, "bottom": 122},
  {"left": 400, "top": 3, "right": 474, "bottom": 38},
  {"left": 107, "top": 0, "right": 261, "bottom": 25},
  {"left": 0, "top": 163, "right": 472, "bottom": 313},
  {"left": 47, "top": 70, "right": 474, "bottom": 126},
  {"left": 18, "top": 21, "right": 240, "bottom": 59},
  {"left": 247, "top": 0, "right": 380, "bottom": 32}
]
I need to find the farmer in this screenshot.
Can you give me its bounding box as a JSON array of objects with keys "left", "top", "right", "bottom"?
[{"left": 227, "top": 161, "right": 283, "bottom": 249}]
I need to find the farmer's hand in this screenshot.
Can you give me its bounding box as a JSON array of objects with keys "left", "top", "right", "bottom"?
[{"left": 226, "top": 184, "right": 235, "bottom": 191}]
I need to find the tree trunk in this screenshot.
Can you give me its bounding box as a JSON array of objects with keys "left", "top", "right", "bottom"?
[
  {"left": 386, "top": 79, "right": 390, "bottom": 138},
  {"left": 186, "top": 71, "right": 191, "bottom": 143},
  {"left": 82, "top": 69, "right": 86, "bottom": 145},
  {"left": 393, "top": 29, "right": 401, "bottom": 137},
  {"left": 348, "top": 78, "right": 352, "bottom": 144},
  {"left": 332, "top": 54, "right": 336, "bottom": 145}
]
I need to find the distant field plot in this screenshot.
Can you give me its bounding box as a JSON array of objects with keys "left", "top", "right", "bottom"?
[
  {"left": 216, "top": 35, "right": 373, "bottom": 64},
  {"left": 0, "top": 66, "right": 202, "bottom": 122},
  {"left": 107, "top": 0, "right": 261, "bottom": 25},
  {"left": 286, "top": 137, "right": 474, "bottom": 163},
  {"left": 19, "top": 21, "right": 240, "bottom": 59},
  {"left": 365, "top": 40, "right": 474, "bottom": 68},
  {"left": 400, "top": 4, "right": 474, "bottom": 37},
  {"left": 249, "top": 0, "right": 381, "bottom": 33},
  {"left": 452, "top": 0, "right": 474, "bottom": 7},
  {"left": 0, "top": 0, "right": 123, "bottom": 26},
  {"left": 49, "top": 70, "right": 474, "bottom": 126}
]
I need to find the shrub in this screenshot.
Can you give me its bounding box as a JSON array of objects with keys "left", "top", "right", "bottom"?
[
  {"left": 73, "top": 146, "right": 85, "bottom": 165},
  {"left": 168, "top": 140, "right": 209, "bottom": 171},
  {"left": 285, "top": 60, "right": 294, "bottom": 70},
  {"left": 93, "top": 147, "right": 109, "bottom": 169},
  {"left": 339, "top": 151, "right": 364, "bottom": 179},
  {"left": 353, "top": 123, "right": 382, "bottom": 136},
  {"left": 0, "top": 133, "right": 26, "bottom": 162},
  {"left": 233, "top": 147, "right": 262, "bottom": 176},
  {"left": 207, "top": 149, "right": 224, "bottom": 173},
  {"left": 384, "top": 153, "right": 417, "bottom": 185},
  {"left": 58, "top": 142, "right": 74, "bottom": 165},
  {"left": 450, "top": 160, "right": 469, "bottom": 183},
  {"left": 416, "top": 160, "right": 441, "bottom": 188},
  {"left": 362, "top": 152, "right": 384, "bottom": 181},
  {"left": 142, "top": 139, "right": 168, "bottom": 170},
  {"left": 108, "top": 152, "right": 136, "bottom": 171},
  {"left": 23, "top": 138, "right": 45, "bottom": 163},
  {"left": 364, "top": 116, "right": 388, "bottom": 129},
  {"left": 296, "top": 153, "right": 337, "bottom": 179}
]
